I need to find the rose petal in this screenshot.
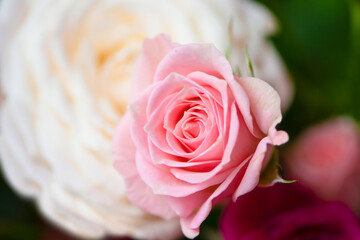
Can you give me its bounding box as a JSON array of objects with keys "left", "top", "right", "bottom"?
[
  {"left": 146, "top": 73, "right": 189, "bottom": 119},
  {"left": 187, "top": 72, "right": 229, "bottom": 133},
  {"left": 187, "top": 72, "right": 228, "bottom": 107},
  {"left": 148, "top": 155, "right": 219, "bottom": 169},
  {"left": 146, "top": 81, "right": 200, "bottom": 156},
  {"left": 129, "top": 84, "right": 158, "bottom": 158},
  {"left": 145, "top": 73, "right": 224, "bottom": 161},
  {"left": 113, "top": 113, "right": 176, "bottom": 219},
  {"left": 168, "top": 190, "right": 212, "bottom": 218},
  {"left": 233, "top": 136, "right": 274, "bottom": 199},
  {"left": 136, "top": 151, "right": 226, "bottom": 197},
  {"left": 130, "top": 34, "right": 177, "bottom": 99},
  {"left": 166, "top": 131, "right": 194, "bottom": 153},
  {"left": 178, "top": 161, "right": 248, "bottom": 238},
  {"left": 154, "top": 44, "right": 234, "bottom": 84},
  {"left": 170, "top": 103, "right": 245, "bottom": 184},
  {"left": 236, "top": 76, "right": 283, "bottom": 136},
  {"left": 227, "top": 77, "right": 262, "bottom": 138}
]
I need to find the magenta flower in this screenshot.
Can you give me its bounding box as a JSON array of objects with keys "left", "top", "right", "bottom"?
[{"left": 220, "top": 183, "right": 360, "bottom": 240}]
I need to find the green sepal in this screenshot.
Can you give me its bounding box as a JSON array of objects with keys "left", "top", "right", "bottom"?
[
  {"left": 279, "top": 179, "right": 297, "bottom": 184},
  {"left": 233, "top": 65, "right": 241, "bottom": 77},
  {"left": 246, "top": 48, "right": 255, "bottom": 77},
  {"left": 258, "top": 149, "right": 295, "bottom": 186}
]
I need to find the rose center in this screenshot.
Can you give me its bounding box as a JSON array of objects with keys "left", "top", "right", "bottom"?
[{"left": 183, "top": 120, "right": 201, "bottom": 139}]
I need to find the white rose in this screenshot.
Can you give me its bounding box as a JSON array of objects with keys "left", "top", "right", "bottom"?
[{"left": 0, "top": 0, "right": 292, "bottom": 239}]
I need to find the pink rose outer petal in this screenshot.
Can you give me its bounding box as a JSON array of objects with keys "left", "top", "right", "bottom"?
[
  {"left": 113, "top": 113, "right": 176, "bottom": 219},
  {"left": 154, "top": 43, "right": 234, "bottom": 85},
  {"left": 130, "top": 34, "right": 178, "bottom": 99},
  {"left": 236, "top": 77, "right": 283, "bottom": 135},
  {"left": 232, "top": 132, "right": 288, "bottom": 199},
  {"left": 231, "top": 76, "right": 288, "bottom": 198},
  {"left": 179, "top": 160, "right": 249, "bottom": 238}
]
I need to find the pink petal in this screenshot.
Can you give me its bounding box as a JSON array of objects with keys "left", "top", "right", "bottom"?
[
  {"left": 182, "top": 120, "right": 200, "bottom": 138},
  {"left": 179, "top": 162, "right": 248, "bottom": 238},
  {"left": 181, "top": 224, "right": 199, "bottom": 240},
  {"left": 149, "top": 156, "right": 219, "bottom": 169},
  {"left": 154, "top": 44, "right": 234, "bottom": 84},
  {"left": 113, "top": 113, "right": 136, "bottom": 162},
  {"left": 186, "top": 71, "right": 229, "bottom": 107},
  {"left": 233, "top": 136, "right": 273, "bottom": 199},
  {"left": 146, "top": 79, "right": 200, "bottom": 156},
  {"left": 129, "top": 84, "right": 159, "bottom": 158},
  {"left": 187, "top": 72, "right": 229, "bottom": 134},
  {"left": 170, "top": 103, "right": 243, "bottom": 184},
  {"left": 146, "top": 73, "right": 189, "bottom": 119},
  {"left": 136, "top": 151, "right": 226, "bottom": 198},
  {"left": 227, "top": 77, "right": 263, "bottom": 138},
  {"left": 145, "top": 73, "right": 224, "bottom": 162},
  {"left": 148, "top": 140, "right": 187, "bottom": 165},
  {"left": 130, "top": 34, "right": 177, "bottom": 99},
  {"left": 165, "top": 102, "right": 193, "bottom": 133},
  {"left": 166, "top": 130, "right": 194, "bottom": 154},
  {"left": 236, "top": 76, "right": 283, "bottom": 136},
  {"left": 113, "top": 113, "right": 176, "bottom": 219},
  {"left": 168, "top": 190, "right": 212, "bottom": 218}
]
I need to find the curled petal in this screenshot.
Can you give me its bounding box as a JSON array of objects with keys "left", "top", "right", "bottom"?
[
  {"left": 154, "top": 44, "right": 234, "bottom": 84},
  {"left": 235, "top": 76, "right": 283, "bottom": 136},
  {"left": 233, "top": 129, "right": 287, "bottom": 200}
]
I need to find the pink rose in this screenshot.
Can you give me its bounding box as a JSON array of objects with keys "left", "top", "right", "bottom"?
[
  {"left": 285, "top": 117, "right": 360, "bottom": 210},
  {"left": 113, "top": 35, "right": 288, "bottom": 238}
]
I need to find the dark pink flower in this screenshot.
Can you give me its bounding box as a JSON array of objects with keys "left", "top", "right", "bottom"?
[{"left": 220, "top": 183, "right": 360, "bottom": 240}]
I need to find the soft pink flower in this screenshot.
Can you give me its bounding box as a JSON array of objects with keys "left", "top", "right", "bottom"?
[
  {"left": 113, "top": 35, "right": 288, "bottom": 238},
  {"left": 285, "top": 117, "right": 360, "bottom": 210}
]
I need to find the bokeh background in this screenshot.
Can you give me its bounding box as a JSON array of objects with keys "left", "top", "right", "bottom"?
[{"left": 0, "top": 0, "right": 359, "bottom": 239}]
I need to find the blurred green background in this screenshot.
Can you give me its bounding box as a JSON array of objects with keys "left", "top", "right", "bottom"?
[
  {"left": 259, "top": 0, "right": 360, "bottom": 139},
  {"left": 1, "top": 0, "right": 359, "bottom": 239}
]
